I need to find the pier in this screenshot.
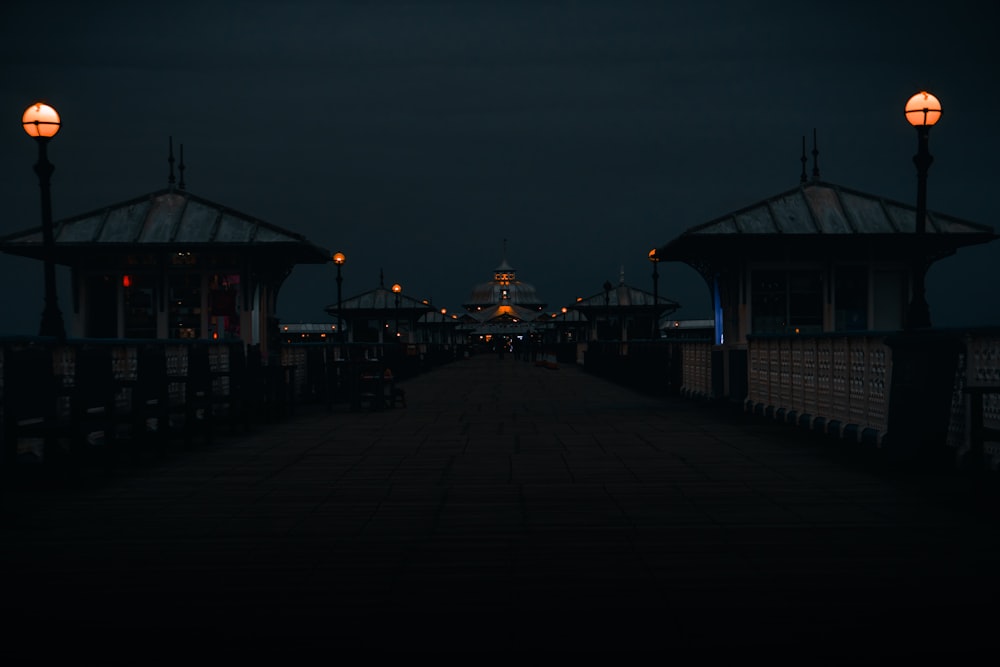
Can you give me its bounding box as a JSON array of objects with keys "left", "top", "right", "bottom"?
[{"left": 4, "top": 352, "right": 999, "bottom": 656}]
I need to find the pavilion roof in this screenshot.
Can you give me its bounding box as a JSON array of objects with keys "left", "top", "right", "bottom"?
[
  {"left": 571, "top": 281, "right": 680, "bottom": 315},
  {"left": 0, "top": 188, "right": 330, "bottom": 265},
  {"left": 658, "top": 180, "right": 995, "bottom": 265}
]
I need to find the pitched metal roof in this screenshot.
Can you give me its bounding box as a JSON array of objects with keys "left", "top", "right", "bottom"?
[
  {"left": 325, "top": 285, "right": 436, "bottom": 315},
  {"left": 0, "top": 188, "right": 330, "bottom": 264},
  {"left": 680, "top": 180, "right": 992, "bottom": 237},
  {"left": 571, "top": 281, "right": 680, "bottom": 314},
  {"left": 660, "top": 180, "right": 995, "bottom": 262},
  {"left": 468, "top": 303, "right": 546, "bottom": 323}
]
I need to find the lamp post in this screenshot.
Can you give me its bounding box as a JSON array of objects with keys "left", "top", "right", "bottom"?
[
  {"left": 882, "top": 91, "right": 963, "bottom": 467},
  {"left": 333, "top": 252, "right": 346, "bottom": 350},
  {"left": 603, "top": 280, "right": 612, "bottom": 341},
  {"left": 649, "top": 248, "right": 661, "bottom": 339},
  {"left": 391, "top": 283, "right": 402, "bottom": 338},
  {"left": 904, "top": 90, "right": 942, "bottom": 330},
  {"left": 648, "top": 248, "right": 660, "bottom": 303},
  {"left": 22, "top": 102, "right": 66, "bottom": 339}
]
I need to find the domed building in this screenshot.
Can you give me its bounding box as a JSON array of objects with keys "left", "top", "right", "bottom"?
[{"left": 462, "top": 255, "right": 547, "bottom": 336}]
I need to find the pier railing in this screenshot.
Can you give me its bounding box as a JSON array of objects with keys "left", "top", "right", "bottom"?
[
  {"left": 745, "top": 334, "right": 892, "bottom": 443},
  {"left": 1, "top": 338, "right": 461, "bottom": 471},
  {"left": 582, "top": 330, "right": 1000, "bottom": 469},
  {"left": 4, "top": 332, "right": 997, "bottom": 474}
]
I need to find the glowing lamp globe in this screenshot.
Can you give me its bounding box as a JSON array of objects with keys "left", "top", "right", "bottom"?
[
  {"left": 333, "top": 252, "right": 346, "bottom": 265},
  {"left": 648, "top": 248, "right": 659, "bottom": 262},
  {"left": 905, "top": 91, "right": 942, "bottom": 127},
  {"left": 391, "top": 283, "right": 402, "bottom": 294},
  {"left": 22, "top": 102, "right": 61, "bottom": 138}
]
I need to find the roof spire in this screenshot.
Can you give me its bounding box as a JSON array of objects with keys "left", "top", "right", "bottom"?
[
  {"left": 178, "top": 143, "right": 186, "bottom": 191},
  {"left": 800, "top": 135, "right": 808, "bottom": 183},
  {"left": 379, "top": 268, "right": 384, "bottom": 287},
  {"left": 168, "top": 136, "right": 176, "bottom": 189},
  {"left": 811, "top": 128, "right": 820, "bottom": 182},
  {"left": 619, "top": 265, "right": 625, "bottom": 284}
]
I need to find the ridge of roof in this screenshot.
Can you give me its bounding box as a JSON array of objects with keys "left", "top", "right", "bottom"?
[{"left": 675, "top": 180, "right": 994, "bottom": 238}]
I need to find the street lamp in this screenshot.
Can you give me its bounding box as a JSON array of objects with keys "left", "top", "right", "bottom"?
[
  {"left": 333, "top": 251, "right": 346, "bottom": 349},
  {"left": 333, "top": 252, "right": 346, "bottom": 350},
  {"left": 391, "top": 283, "right": 402, "bottom": 338},
  {"left": 22, "top": 102, "right": 66, "bottom": 339},
  {"left": 904, "top": 90, "right": 942, "bottom": 329},
  {"left": 649, "top": 248, "right": 661, "bottom": 339},
  {"left": 648, "top": 248, "right": 660, "bottom": 303},
  {"left": 603, "top": 280, "right": 612, "bottom": 341}
]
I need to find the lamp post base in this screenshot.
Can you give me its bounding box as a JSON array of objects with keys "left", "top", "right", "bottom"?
[
  {"left": 905, "top": 298, "right": 931, "bottom": 330},
  {"left": 39, "top": 306, "right": 66, "bottom": 340},
  {"left": 883, "top": 331, "right": 962, "bottom": 468}
]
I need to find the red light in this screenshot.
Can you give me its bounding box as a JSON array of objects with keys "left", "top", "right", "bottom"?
[{"left": 122, "top": 274, "right": 131, "bottom": 288}]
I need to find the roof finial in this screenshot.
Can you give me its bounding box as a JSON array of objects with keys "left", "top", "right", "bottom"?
[
  {"left": 168, "top": 136, "right": 176, "bottom": 188},
  {"left": 800, "top": 135, "right": 808, "bottom": 184},
  {"left": 811, "top": 128, "right": 820, "bottom": 182},
  {"left": 619, "top": 265, "right": 625, "bottom": 285},
  {"left": 178, "top": 143, "right": 186, "bottom": 191},
  {"left": 379, "top": 268, "right": 384, "bottom": 287}
]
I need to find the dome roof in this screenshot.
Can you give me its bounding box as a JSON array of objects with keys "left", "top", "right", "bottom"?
[
  {"left": 463, "top": 255, "right": 547, "bottom": 317},
  {"left": 466, "top": 280, "right": 544, "bottom": 307}
]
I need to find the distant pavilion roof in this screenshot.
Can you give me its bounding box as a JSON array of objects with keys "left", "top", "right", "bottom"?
[
  {"left": 571, "top": 280, "right": 680, "bottom": 315},
  {"left": 463, "top": 257, "right": 546, "bottom": 311},
  {"left": 0, "top": 188, "right": 330, "bottom": 265},
  {"left": 658, "top": 180, "right": 996, "bottom": 277},
  {"left": 324, "top": 283, "right": 436, "bottom": 318},
  {"left": 469, "top": 303, "right": 546, "bottom": 323}
]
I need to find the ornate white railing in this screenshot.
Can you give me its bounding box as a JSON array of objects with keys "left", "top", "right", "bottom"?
[
  {"left": 679, "top": 341, "right": 713, "bottom": 398},
  {"left": 746, "top": 334, "right": 891, "bottom": 442},
  {"left": 737, "top": 329, "right": 1000, "bottom": 464}
]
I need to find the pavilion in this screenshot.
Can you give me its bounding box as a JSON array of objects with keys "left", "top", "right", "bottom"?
[
  {"left": 656, "top": 177, "right": 996, "bottom": 398},
  {"left": 570, "top": 270, "right": 680, "bottom": 341},
  {"left": 0, "top": 185, "right": 330, "bottom": 355},
  {"left": 461, "top": 255, "right": 548, "bottom": 340}
]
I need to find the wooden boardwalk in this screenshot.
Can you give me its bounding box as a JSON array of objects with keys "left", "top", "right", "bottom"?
[{"left": 4, "top": 353, "right": 998, "bottom": 656}]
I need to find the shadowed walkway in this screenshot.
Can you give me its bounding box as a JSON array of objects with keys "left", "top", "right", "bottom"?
[{"left": 4, "top": 354, "right": 999, "bottom": 655}]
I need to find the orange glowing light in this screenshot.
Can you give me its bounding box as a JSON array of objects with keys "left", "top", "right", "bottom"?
[
  {"left": 22, "top": 102, "right": 61, "bottom": 138},
  {"left": 905, "top": 91, "right": 942, "bottom": 127},
  {"left": 332, "top": 252, "right": 346, "bottom": 265},
  {"left": 392, "top": 283, "right": 402, "bottom": 294},
  {"left": 648, "top": 248, "right": 659, "bottom": 262}
]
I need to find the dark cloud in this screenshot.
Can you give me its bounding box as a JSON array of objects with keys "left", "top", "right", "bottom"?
[{"left": 1, "top": 0, "right": 997, "bottom": 334}]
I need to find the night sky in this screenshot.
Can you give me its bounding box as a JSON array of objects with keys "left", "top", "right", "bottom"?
[{"left": 1, "top": 1, "right": 997, "bottom": 334}]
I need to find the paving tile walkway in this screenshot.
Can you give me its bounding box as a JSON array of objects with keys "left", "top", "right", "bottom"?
[{"left": 4, "top": 353, "right": 999, "bottom": 656}]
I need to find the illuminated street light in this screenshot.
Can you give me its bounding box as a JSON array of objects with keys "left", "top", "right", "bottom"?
[
  {"left": 648, "top": 248, "right": 660, "bottom": 303},
  {"left": 22, "top": 102, "right": 65, "bottom": 339},
  {"left": 904, "top": 91, "right": 942, "bottom": 329},
  {"left": 392, "top": 283, "right": 402, "bottom": 337},
  {"left": 333, "top": 251, "right": 346, "bottom": 347},
  {"left": 649, "top": 248, "right": 661, "bottom": 339}
]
